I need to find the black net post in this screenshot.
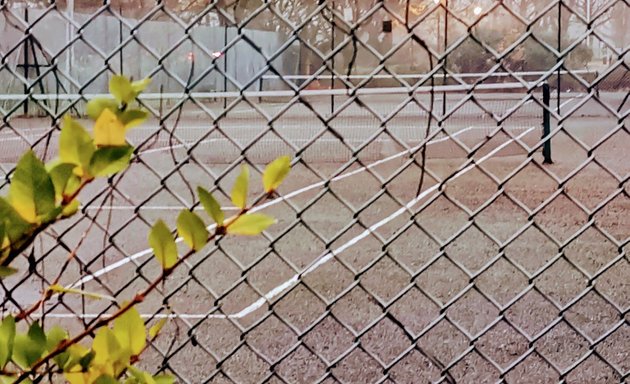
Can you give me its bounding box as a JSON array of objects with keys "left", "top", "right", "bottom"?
[{"left": 542, "top": 82, "right": 553, "bottom": 164}]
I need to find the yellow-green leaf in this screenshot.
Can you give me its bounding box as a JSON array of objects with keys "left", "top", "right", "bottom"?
[
  {"left": 0, "top": 198, "right": 30, "bottom": 243},
  {"left": 92, "top": 327, "right": 122, "bottom": 366},
  {"left": 119, "top": 109, "right": 148, "bottom": 129},
  {"left": 0, "top": 375, "right": 17, "bottom": 384},
  {"left": 148, "top": 220, "right": 177, "bottom": 270},
  {"left": 109, "top": 75, "right": 135, "bottom": 105},
  {"left": 128, "top": 367, "right": 156, "bottom": 384},
  {"left": 94, "top": 375, "right": 119, "bottom": 384},
  {"left": 227, "top": 213, "right": 276, "bottom": 236},
  {"left": 45, "top": 326, "right": 67, "bottom": 352},
  {"left": 197, "top": 187, "right": 224, "bottom": 226},
  {"left": 262, "top": 156, "right": 291, "bottom": 193},
  {"left": 89, "top": 145, "right": 134, "bottom": 177},
  {"left": 93, "top": 108, "right": 127, "bottom": 147},
  {"left": 57, "top": 343, "right": 89, "bottom": 371},
  {"left": 0, "top": 267, "right": 17, "bottom": 278},
  {"left": 48, "top": 163, "right": 76, "bottom": 200},
  {"left": 131, "top": 78, "right": 151, "bottom": 94},
  {"left": 59, "top": 115, "right": 95, "bottom": 172},
  {"left": 61, "top": 199, "right": 80, "bottom": 218},
  {"left": 0, "top": 316, "right": 15, "bottom": 368},
  {"left": 231, "top": 165, "right": 249, "bottom": 210},
  {"left": 176, "top": 210, "right": 208, "bottom": 251},
  {"left": 0, "top": 197, "right": 31, "bottom": 243},
  {"left": 149, "top": 318, "right": 167, "bottom": 340},
  {"left": 86, "top": 97, "right": 119, "bottom": 121},
  {"left": 10, "top": 151, "right": 56, "bottom": 223},
  {"left": 49, "top": 284, "right": 114, "bottom": 301},
  {"left": 113, "top": 306, "right": 146, "bottom": 356},
  {"left": 154, "top": 375, "right": 174, "bottom": 384},
  {"left": 64, "top": 174, "right": 82, "bottom": 197}
]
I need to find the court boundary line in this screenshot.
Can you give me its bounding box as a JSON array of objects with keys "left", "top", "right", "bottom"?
[
  {"left": 83, "top": 125, "right": 537, "bottom": 213},
  {"left": 54, "top": 126, "right": 535, "bottom": 319}
]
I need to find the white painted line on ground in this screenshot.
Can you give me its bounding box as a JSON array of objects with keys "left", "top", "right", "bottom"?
[
  {"left": 219, "top": 126, "right": 536, "bottom": 319},
  {"left": 84, "top": 125, "right": 521, "bottom": 212},
  {"left": 57, "top": 126, "right": 535, "bottom": 320},
  {"left": 69, "top": 125, "right": 485, "bottom": 288}
]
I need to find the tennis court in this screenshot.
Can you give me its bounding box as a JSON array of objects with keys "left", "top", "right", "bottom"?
[{"left": 1, "top": 76, "right": 628, "bottom": 382}]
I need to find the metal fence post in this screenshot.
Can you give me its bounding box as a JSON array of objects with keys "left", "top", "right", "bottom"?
[{"left": 542, "top": 82, "right": 553, "bottom": 164}]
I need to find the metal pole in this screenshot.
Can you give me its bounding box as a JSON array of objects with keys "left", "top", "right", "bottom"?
[
  {"left": 442, "top": 0, "right": 448, "bottom": 117},
  {"left": 67, "top": 0, "right": 74, "bottom": 78},
  {"left": 556, "top": 2, "right": 561, "bottom": 112},
  {"left": 542, "top": 82, "right": 553, "bottom": 164},
  {"left": 330, "top": 0, "right": 335, "bottom": 115},
  {"left": 119, "top": 4, "right": 123, "bottom": 74},
  {"left": 23, "top": 7, "right": 29, "bottom": 115},
  {"left": 223, "top": 25, "right": 228, "bottom": 109}
]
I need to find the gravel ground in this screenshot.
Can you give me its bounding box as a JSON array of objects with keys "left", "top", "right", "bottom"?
[{"left": 0, "top": 104, "right": 628, "bottom": 383}]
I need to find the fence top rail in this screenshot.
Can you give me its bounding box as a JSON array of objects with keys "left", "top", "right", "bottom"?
[
  {"left": 0, "top": 82, "right": 542, "bottom": 101},
  {"left": 260, "top": 70, "right": 598, "bottom": 81}
]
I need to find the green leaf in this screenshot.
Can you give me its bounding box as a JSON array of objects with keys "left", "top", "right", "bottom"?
[
  {"left": 59, "top": 115, "right": 95, "bottom": 173},
  {"left": 94, "top": 375, "right": 119, "bottom": 384},
  {"left": 89, "top": 145, "right": 134, "bottom": 177},
  {"left": 0, "top": 198, "right": 30, "bottom": 243},
  {"left": 48, "top": 163, "right": 76, "bottom": 199},
  {"left": 10, "top": 151, "right": 56, "bottom": 223},
  {"left": 109, "top": 75, "right": 135, "bottom": 105},
  {"left": 78, "top": 350, "right": 95, "bottom": 371},
  {"left": 231, "top": 165, "right": 249, "bottom": 210},
  {"left": 131, "top": 78, "right": 151, "bottom": 94},
  {"left": 45, "top": 326, "right": 67, "bottom": 352},
  {"left": 0, "top": 316, "right": 15, "bottom": 368},
  {"left": 148, "top": 220, "right": 178, "bottom": 270},
  {"left": 113, "top": 306, "right": 146, "bottom": 356},
  {"left": 262, "top": 156, "right": 291, "bottom": 193},
  {"left": 93, "top": 108, "right": 127, "bottom": 147},
  {"left": 119, "top": 109, "right": 149, "bottom": 129},
  {"left": 149, "top": 318, "right": 167, "bottom": 340},
  {"left": 12, "top": 323, "right": 47, "bottom": 369},
  {"left": 0, "top": 222, "right": 5, "bottom": 258},
  {"left": 197, "top": 187, "right": 224, "bottom": 226},
  {"left": 227, "top": 213, "right": 276, "bottom": 236},
  {"left": 176, "top": 210, "right": 208, "bottom": 251},
  {"left": 86, "top": 97, "right": 119, "bottom": 121},
  {"left": 27, "top": 322, "right": 46, "bottom": 347}
]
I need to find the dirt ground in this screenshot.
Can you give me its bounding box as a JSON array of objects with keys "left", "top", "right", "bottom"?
[{"left": 0, "top": 107, "right": 629, "bottom": 383}]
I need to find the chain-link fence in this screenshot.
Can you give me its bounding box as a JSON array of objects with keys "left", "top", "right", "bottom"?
[{"left": 1, "top": 0, "right": 629, "bottom": 382}]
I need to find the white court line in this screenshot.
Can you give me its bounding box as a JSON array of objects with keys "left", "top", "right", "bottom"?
[
  {"left": 69, "top": 125, "right": 487, "bottom": 288},
  {"left": 85, "top": 125, "right": 527, "bottom": 212},
  {"left": 135, "top": 128, "right": 492, "bottom": 156},
  {"left": 51, "top": 126, "right": 535, "bottom": 320}
]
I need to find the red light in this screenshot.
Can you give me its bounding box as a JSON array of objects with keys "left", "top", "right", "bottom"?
[
  {"left": 187, "top": 52, "right": 195, "bottom": 62},
  {"left": 212, "top": 51, "right": 223, "bottom": 58}
]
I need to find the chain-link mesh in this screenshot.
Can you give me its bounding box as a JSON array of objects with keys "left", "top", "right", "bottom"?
[{"left": 1, "top": 0, "right": 629, "bottom": 382}]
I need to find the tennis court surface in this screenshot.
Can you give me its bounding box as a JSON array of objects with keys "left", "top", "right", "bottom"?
[{"left": 1, "top": 1, "right": 629, "bottom": 381}]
